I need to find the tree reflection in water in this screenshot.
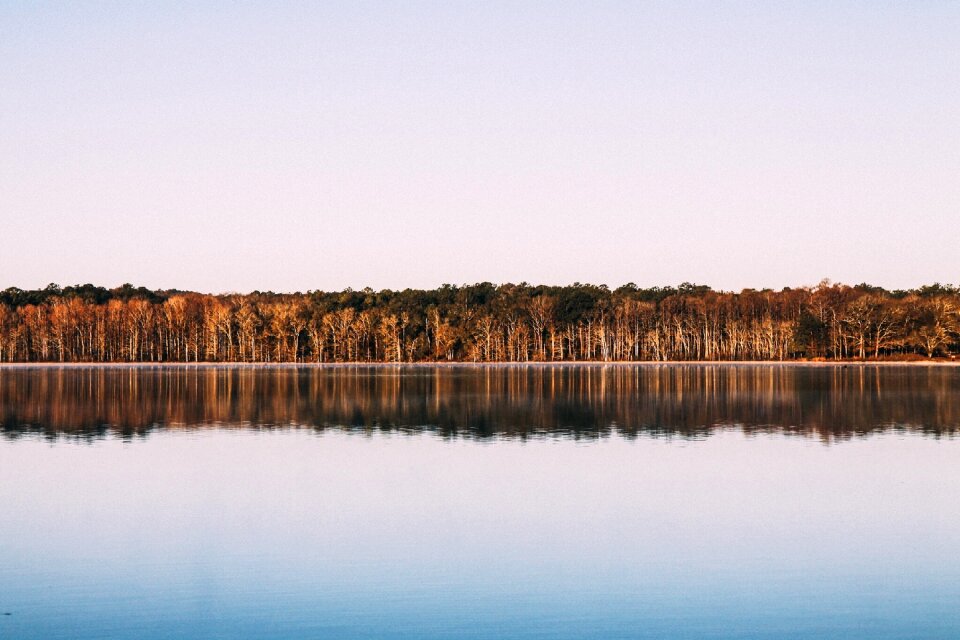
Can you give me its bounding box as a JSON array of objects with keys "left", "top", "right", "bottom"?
[{"left": 1, "top": 364, "right": 958, "bottom": 443}]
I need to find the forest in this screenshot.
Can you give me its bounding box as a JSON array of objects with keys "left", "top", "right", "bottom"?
[{"left": 0, "top": 281, "right": 958, "bottom": 363}]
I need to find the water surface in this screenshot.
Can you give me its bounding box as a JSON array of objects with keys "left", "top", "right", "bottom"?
[{"left": 1, "top": 364, "right": 958, "bottom": 639}]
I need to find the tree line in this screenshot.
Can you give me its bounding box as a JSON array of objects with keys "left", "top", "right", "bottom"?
[{"left": 0, "top": 281, "right": 958, "bottom": 363}]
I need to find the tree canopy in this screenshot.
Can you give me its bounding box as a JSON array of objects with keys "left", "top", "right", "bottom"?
[{"left": 0, "top": 281, "right": 958, "bottom": 362}]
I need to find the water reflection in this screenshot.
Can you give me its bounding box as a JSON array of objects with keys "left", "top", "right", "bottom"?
[{"left": 1, "top": 364, "right": 958, "bottom": 442}]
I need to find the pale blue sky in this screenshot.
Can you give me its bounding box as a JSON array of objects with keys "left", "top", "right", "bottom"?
[{"left": 2, "top": 1, "right": 958, "bottom": 293}]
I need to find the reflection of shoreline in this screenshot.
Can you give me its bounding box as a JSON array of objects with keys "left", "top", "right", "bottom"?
[{"left": 2, "top": 365, "right": 959, "bottom": 443}]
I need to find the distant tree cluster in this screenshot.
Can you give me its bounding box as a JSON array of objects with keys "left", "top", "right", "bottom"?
[{"left": 0, "top": 281, "right": 958, "bottom": 363}]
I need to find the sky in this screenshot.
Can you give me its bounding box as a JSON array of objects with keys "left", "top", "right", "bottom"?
[{"left": 1, "top": 1, "right": 958, "bottom": 294}]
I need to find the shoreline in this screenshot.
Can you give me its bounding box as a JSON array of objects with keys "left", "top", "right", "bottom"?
[{"left": 0, "top": 360, "right": 958, "bottom": 368}]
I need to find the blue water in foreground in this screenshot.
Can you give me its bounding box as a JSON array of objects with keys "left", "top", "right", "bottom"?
[{"left": 1, "top": 365, "right": 959, "bottom": 639}]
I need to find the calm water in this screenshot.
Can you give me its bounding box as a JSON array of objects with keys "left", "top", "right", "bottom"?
[{"left": 1, "top": 364, "right": 959, "bottom": 639}]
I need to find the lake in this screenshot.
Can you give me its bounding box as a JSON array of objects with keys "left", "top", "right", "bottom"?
[{"left": 1, "top": 364, "right": 959, "bottom": 639}]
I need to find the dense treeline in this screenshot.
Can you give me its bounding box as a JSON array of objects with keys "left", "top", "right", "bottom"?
[{"left": 0, "top": 281, "right": 958, "bottom": 363}]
